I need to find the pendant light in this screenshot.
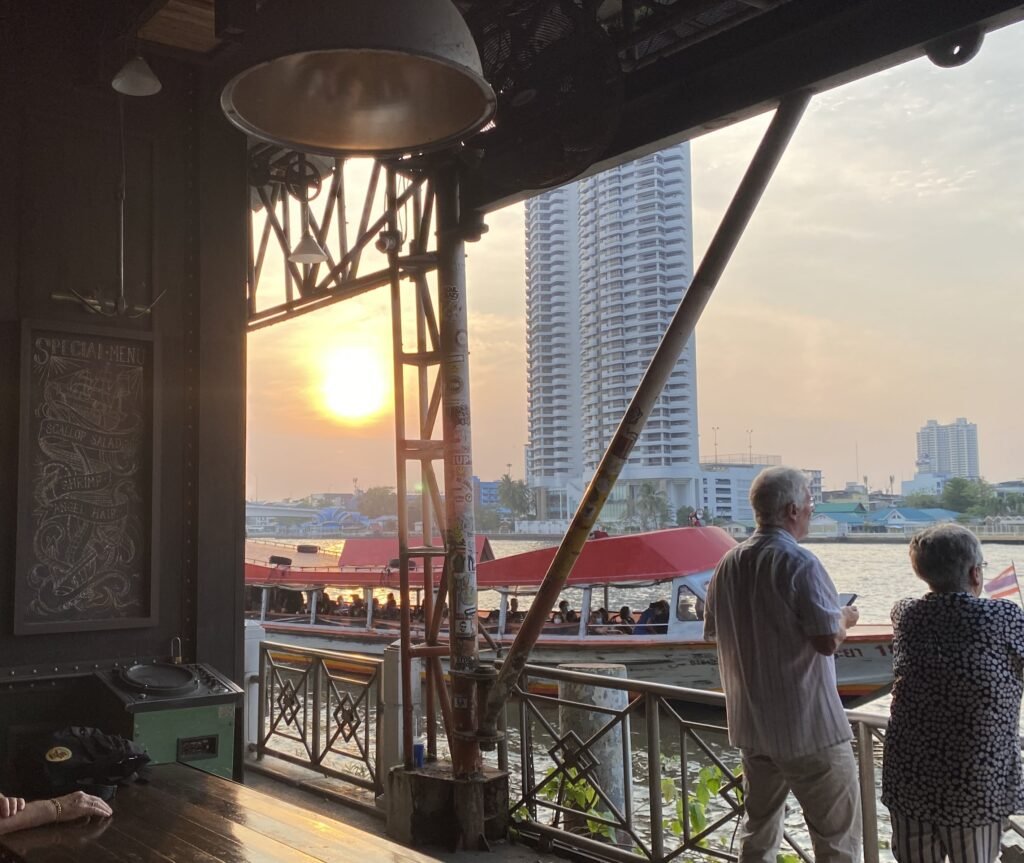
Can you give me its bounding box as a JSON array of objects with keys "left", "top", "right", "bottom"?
[
  {"left": 220, "top": 0, "right": 495, "bottom": 156},
  {"left": 112, "top": 56, "right": 162, "bottom": 97}
]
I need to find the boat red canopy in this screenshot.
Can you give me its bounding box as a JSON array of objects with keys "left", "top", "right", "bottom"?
[
  {"left": 245, "top": 535, "right": 495, "bottom": 588},
  {"left": 336, "top": 536, "right": 494, "bottom": 569},
  {"left": 475, "top": 527, "right": 736, "bottom": 589}
]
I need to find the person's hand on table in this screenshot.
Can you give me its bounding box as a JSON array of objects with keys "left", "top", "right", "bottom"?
[
  {"left": 0, "top": 790, "right": 112, "bottom": 835},
  {"left": 51, "top": 791, "right": 112, "bottom": 822}
]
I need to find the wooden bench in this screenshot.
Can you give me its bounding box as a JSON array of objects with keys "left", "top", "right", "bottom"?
[{"left": 0, "top": 763, "right": 434, "bottom": 862}]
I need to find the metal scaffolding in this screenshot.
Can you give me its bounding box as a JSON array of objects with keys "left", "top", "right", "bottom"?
[{"left": 245, "top": 153, "right": 484, "bottom": 777}]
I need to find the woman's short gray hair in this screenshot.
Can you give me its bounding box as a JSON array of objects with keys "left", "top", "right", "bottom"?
[
  {"left": 749, "top": 467, "right": 809, "bottom": 528},
  {"left": 908, "top": 523, "right": 982, "bottom": 593}
]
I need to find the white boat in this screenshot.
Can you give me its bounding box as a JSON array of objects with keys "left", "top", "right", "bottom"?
[{"left": 245, "top": 527, "right": 893, "bottom": 707}]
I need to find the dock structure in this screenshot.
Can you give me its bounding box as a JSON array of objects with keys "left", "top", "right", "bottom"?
[{"left": 0, "top": 1, "right": 1022, "bottom": 860}]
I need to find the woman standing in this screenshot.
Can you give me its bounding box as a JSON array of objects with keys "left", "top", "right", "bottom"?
[{"left": 882, "top": 524, "right": 1024, "bottom": 863}]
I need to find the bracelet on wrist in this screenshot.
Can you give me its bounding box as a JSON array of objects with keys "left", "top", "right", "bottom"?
[{"left": 50, "top": 798, "right": 61, "bottom": 822}]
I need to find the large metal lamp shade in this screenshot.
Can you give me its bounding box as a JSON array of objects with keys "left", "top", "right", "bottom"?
[{"left": 220, "top": 0, "right": 495, "bottom": 156}]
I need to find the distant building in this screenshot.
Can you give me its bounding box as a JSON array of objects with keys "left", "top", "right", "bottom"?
[
  {"left": 916, "top": 417, "right": 979, "bottom": 480},
  {"left": 808, "top": 506, "right": 958, "bottom": 538},
  {"left": 805, "top": 469, "right": 823, "bottom": 504},
  {"left": 525, "top": 144, "right": 700, "bottom": 526},
  {"left": 822, "top": 483, "right": 869, "bottom": 505},
  {"left": 901, "top": 472, "right": 950, "bottom": 498},
  {"left": 472, "top": 477, "right": 502, "bottom": 508},
  {"left": 815, "top": 502, "right": 868, "bottom": 515},
  {"left": 309, "top": 492, "right": 357, "bottom": 509},
  {"left": 866, "top": 492, "right": 902, "bottom": 511},
  {"left": 864, "top": 507, "right": 959, "bottom": 533},
  {"left": 698, "top": 457, "right": 822, "bottom": 523},
  {"left": 808, "top": 512, "right": 865, "bottom": 538},
  {"left": 993, "top": 480, "right": 1024, "bottom": 501}
]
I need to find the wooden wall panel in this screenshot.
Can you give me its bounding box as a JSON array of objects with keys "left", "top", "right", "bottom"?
[{"left": 0, "top": 5, "right": 247, "bottom": 685}]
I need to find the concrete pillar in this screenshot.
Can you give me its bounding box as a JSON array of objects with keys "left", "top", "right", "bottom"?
[
  {"left": 243, "top": 620, "right": 266, "bottom": 748},
  {"left": 379, "top": 641, "right": 422, "bottom": 804},
  {"left": 557, "top": 663, "right": 631, "bottom": 840}
]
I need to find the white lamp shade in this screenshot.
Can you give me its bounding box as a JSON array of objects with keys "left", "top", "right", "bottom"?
[
  {"left": 112, "top": 56, "right": 162, "bottom": 97},
  {"left": 288, "top": 233, "right": 329, "bottom": 265},
  {"left": 220, "top": 0, "right": 495, "bottom": 156}
]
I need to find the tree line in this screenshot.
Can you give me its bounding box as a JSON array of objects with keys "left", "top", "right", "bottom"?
[{"left": 904, "top": 478, "right": 1024, "bottom": 518}]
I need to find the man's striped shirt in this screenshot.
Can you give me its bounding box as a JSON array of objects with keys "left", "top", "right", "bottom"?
[{"left": 704, "top": 527, "right": 851, "bottom": 759}]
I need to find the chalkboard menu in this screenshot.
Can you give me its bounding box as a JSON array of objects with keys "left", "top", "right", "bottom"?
[{"left": 16, "top": 322, "right": 158, "bottom": 633}]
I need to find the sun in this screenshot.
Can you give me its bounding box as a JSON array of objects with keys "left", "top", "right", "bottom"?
[{"left": 318, "top": 344, "right": 390, "bottom": 424}]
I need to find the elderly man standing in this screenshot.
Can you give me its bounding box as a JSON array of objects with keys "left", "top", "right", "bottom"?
[
  {"left": 883, "top": 524, "right": 1024, "bottom": 863},
  {"left": 704, "top": 466, "right": 861, "bottom": 863}
]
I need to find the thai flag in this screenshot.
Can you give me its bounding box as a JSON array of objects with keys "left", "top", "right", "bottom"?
[{"left": 984, "top": 563, "right": 1019, "bottom": 600}]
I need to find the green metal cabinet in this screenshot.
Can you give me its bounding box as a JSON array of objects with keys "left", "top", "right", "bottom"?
[{"left": 132, "top": 704, "right": 236, "bottom": 779}]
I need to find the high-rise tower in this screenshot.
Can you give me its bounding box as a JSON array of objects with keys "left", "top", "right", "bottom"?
[
  {"left": 525, "top": 144, "right": 700, "bottom": 524},
  {"left": 916, "top": 418, "right": 980, "bottom": 480}
]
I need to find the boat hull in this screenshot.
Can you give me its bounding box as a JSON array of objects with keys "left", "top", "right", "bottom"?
[{"left": 254, "top": 619, "right": 892, "bottom": 708}]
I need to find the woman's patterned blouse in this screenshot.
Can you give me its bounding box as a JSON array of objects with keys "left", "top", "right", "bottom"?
[{"left": 882, "top": 592, "right": 1024, "bottom": 826}]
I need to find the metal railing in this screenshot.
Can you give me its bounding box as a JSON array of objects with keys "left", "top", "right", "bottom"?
[
  {"left": 498, "top": 663, "right": 890, "bottom": 863},
  {"left": 249, "top": 643, "right": 1024, "bottom": 863},
  {"left": 256, "top": 640, "right": 383, "bottom": 794}
]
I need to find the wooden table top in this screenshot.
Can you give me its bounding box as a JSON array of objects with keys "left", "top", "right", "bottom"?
[{"left": 0, "top": 763, "right": 434, "bottom": 863}]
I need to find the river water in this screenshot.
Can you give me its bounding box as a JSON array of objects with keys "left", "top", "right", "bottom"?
[{"left": 490, "top": 536, "right": 1024, "bottom": 624}]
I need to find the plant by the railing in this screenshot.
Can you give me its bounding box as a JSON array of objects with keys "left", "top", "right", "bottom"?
[
  {"left": 661, "top": 763, "right": 753, "bottom": 858},
  {"left": 537, "top": 766, "right": 617, "bottom": 841},
  {"left": 661, "top": 765, "right": 723, "bottom": 844}
]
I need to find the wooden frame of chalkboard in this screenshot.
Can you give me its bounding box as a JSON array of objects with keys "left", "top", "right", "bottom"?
[{"left": 15, "top": 321, "right": 160, "bottom": 634}]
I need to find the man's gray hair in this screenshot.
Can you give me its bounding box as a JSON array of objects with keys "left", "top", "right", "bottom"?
[
  {"left": 749, "top": 467, "right": 810, "bottom": 528},
  {"left": 908, "top": 523, "right": 982, "bottom": 593}
]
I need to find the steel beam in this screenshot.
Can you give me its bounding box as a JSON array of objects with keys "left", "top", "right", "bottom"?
[
  {"left": 483, "top": 91, "right": 812, "bottom": 725},
  {"left": 465, "top": 0, "right": 1024, "bottom": 212}
]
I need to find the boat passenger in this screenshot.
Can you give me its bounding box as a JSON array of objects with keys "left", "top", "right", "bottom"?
[
  {"left": 616, "top": 605, "right": 634, "bottom": 634},
  {"left": 385, "top": 592, "right": 398, "bottom": 619},
  {"left": 554, "top": 599, "right": 578, "bottom": 624},
  {"left": 509, "top": 597, "right": 524, "bottom": 622},
  {"left": 634, "top": 602, "right": 658, "bottom": 634},
  {"left": 589, "top": 607, "right": 609, "bottom": 634},
  {"left": 883, "top": 524, "right": 1024, "bottom": 863},
  {"left": 677, "top": 596, "right": 699, "bottom": 622}
]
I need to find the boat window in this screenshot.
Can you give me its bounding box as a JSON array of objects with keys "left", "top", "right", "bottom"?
[{"left": 677, "top": 585, "right": 704, "bottom": 621}]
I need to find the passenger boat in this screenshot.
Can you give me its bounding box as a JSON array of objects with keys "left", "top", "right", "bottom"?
[{"left": 244, "top": 527, "right": 894, "bottom": 707}]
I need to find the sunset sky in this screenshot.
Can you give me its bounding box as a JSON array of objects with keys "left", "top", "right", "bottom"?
[{"left": 246, "top": 23, "right": 1024, "bottom": 502}]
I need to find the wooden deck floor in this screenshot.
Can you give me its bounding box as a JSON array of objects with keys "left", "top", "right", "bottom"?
[{"left": 0, "top": 763, "right": 462, "bottom": 862}]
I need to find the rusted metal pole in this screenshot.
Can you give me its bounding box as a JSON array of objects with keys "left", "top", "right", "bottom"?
[
  {"left": 483, "top": 92, "right": 811, "bottom": 727},
  {"left": 436, "top": 164, "right": 482, "bottom": 777},
  {"left": 386, "top": 165, "right": 416, "bottom": 769}
]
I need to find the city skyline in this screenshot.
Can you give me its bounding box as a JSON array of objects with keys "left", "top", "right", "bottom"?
[{"left": 246, "top": 24, "right": 1024, "bottom": 502}]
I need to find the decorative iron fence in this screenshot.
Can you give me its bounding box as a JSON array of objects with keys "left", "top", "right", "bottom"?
[
  {"left": 497, "top": 664, "right": 890, "bottom": 863},
  {"left": 256, "top": 640, "right": 383, "bottom": 794}
]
